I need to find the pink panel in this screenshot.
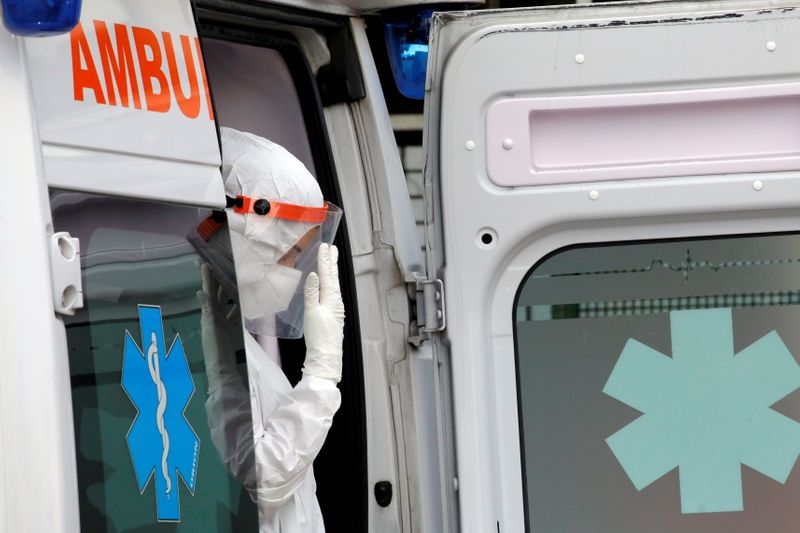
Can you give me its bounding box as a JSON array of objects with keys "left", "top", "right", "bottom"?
[{"left": 486, "top": 84, "right": 800, "bottom": 187}]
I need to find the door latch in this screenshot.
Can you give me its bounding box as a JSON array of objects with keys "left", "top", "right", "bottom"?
[{"left": 408, "top": 276, "right": 446, "bottom": 345}]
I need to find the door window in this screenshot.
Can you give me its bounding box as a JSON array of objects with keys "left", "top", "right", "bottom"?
[
  {"left": 515, "top": 233, "right": 800, "bottom": 532},
  {"left": 52, "top": 190, "right": 259, "bottom": 532}
]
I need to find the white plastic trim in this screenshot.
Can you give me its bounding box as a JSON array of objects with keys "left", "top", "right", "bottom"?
[{"left": 49, "top": 232, "right": 83, "bottom": 316}]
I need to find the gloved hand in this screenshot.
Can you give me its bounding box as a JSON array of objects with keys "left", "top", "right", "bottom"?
[
  {"left": 302, "top": 243, "right": 345, "bottom": 382},
  {"left": 197, "top": 263, "right": 243, "bottom": 393}
]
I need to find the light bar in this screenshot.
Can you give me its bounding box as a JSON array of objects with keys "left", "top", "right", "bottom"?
[{"left": 2, "top": 0, "right": 82, "bottom": 36}]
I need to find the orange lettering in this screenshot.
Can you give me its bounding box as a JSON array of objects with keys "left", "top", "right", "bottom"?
[
  {"left": 94, "top": 20, "right": 141, "bottom": 109},
  {"left": 194, "top": 38, "right": 215, "bottom": 120},
  {"left": 162, "top": 32, "right": 200, "bottom": 119},
  {"left": 132, "top": 26, "right": 170, "bottom": 113},
  {"left": 71, "top": 22, "right": 106, "bottom": 104}
]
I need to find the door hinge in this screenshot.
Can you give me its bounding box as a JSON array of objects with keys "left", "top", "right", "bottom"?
[
  {"left": 408, "top": 276, "right": 446, "bottom": 346},
  {"left": 50, "top": 232, "right": 84, "bottom": 316}
]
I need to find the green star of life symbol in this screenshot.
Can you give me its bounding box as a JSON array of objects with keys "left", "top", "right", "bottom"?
[{"left": 603, "top": 308, "right": 800, "bottom": 513}]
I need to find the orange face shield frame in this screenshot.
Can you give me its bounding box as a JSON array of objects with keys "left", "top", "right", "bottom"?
[{"left": 226, "top": 195, "right": 330, "bottom": 224}]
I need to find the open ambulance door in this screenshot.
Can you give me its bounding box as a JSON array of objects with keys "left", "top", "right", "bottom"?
[
  {"left": 424, "top": 2, "right": 800, "bottom": 532},
  {"left": 19, "top": 1, "right": 265, "bottom": 531}
]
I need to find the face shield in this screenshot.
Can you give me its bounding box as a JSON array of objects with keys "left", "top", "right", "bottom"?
[{"left": 189, "top": 195, "right": 342, "bottom": 339}]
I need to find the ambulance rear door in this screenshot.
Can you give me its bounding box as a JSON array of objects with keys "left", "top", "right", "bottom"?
[{"left": 424, "top": 2, "right": 800, "bottom": 532}]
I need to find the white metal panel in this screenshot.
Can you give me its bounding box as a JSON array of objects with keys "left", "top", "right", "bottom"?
[
  {"left": 0, "top": 27, "right": 80, "bottom": 533},
  {"left": 349, "top": 19, "right": 425, "bottom": 281},
  {"left": 23, "top": 0, "right": 223, "bottom": 207},
  {"left": 487, "top": 83, "right": 800, "bottom": 186},
  {"left": 325, "top": 101, "right": 407, "bottom": 533},
  {"left": 321, "top": 16, "right": 445, "bottom": 533},
  {"left": 425, "top": 2, "right": 800, "bottom": 532},
  {"left": 338, "top": 18, "right": 441, "bottom": 533}
]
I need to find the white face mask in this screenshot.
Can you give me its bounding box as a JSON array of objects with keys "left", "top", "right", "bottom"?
[
  {"left": 226, "top": 213, "right": 324, "bottom": 339},
  {"left": 237, "top": 261, "right": 302, "bottom": 321}
]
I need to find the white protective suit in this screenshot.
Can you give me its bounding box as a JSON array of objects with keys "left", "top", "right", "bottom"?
[{"left": 199, "top": 127, "right": 344, "bottom": 533}]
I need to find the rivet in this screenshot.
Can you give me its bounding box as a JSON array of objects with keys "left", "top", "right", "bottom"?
[
  {"left": 465, "top": 140, "right": 476, "bottom": 151},
  {"left": 589, "top": 190, "right": 600, "bottom": 200},
  {"left": 753, "top": 180, "right": 764, "bottom": 191},
  {"left": 766, "top": 41, "right": 777, "bottom": 52},
  {"left": 502, "top": 138, "right": 515, "bottom": 150},
  {"left": 575, "top": 53, "right": 585, "bottom": 64}
]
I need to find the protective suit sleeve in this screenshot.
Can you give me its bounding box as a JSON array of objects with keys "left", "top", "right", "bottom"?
[
  {"left": 251, "top": 371, "right": 341, "bottom": 515},
  {"left": 200, "top": 244, "right": 345, "bottom": 518},
  {"left": 199, "top": 264, "right": 259, "bottom": 491},
  {"left": 205, "top": 378, "right": 260, "bottom": 492},
  {"left": 198, "top": 264, "right": 243, "bottom": 393},
  {"left": 253, "top": 244, "right": 345, "bottom": 513},
  {"left": 200, "top": 279, "right": 341, "bottom": 508}
]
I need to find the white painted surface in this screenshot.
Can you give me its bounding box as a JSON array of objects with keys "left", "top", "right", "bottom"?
[
  {"left": 487, "top": 84, "right": 800, "bottom": 186},
  {"left": 0, "top": 26, "right": 80, "bottom": 533},
  {"left": 338, "top": 17, "right": 444, "bottom": 533},
  {"left": 24, "top": 0, "right": 223, "bottom": 207},
  {"left": 425, "top": 2, "right": 800, "bottom": 532}
]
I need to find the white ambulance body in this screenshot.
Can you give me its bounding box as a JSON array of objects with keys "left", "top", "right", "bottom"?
[{"left": 4, "top": 0, "right": 800, "bottom": 532}]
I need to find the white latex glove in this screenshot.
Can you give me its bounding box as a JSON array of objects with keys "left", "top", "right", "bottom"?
[
  {"left": 301, "top": 243, "right": 345, "bottom": 382},
  {"left": 197, "top": 263, "right": 243, "bottom": 393}
]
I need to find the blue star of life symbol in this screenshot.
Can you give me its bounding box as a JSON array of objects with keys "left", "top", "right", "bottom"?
[
  {"left": 122, "top": 305, "right": 200, "bottom": 522},
  {"left": 604, "top": 308, "right": 800, "bottom": 514}
]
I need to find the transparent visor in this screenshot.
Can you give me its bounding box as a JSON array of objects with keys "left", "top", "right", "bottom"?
[
  {"left": 189, "top": 201, "right": 343, "bottom": 339},
  {"left": 257, "top": 201, "right": 342, "bottom": 339}
]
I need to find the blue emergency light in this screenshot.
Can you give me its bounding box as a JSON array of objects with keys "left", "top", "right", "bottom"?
[
  {"left": 384, "top": 7, "right": 435, "bottom": 100},
  {"left": 1, "top": 0, "right": 82, "bottom": 36}
]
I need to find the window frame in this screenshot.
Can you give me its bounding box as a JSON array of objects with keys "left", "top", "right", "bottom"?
[{"left": 511, "top": 228, "right": 800, "bottom": 532}]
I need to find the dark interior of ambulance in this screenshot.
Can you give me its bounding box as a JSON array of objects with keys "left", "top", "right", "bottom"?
[{"left": 195, "top": 2, "right": 369, "bottom": 531}]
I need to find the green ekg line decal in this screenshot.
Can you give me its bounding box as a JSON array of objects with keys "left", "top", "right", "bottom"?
[
  {"left": 538, "top": 250, "right": 800, "bottom": 282},
  {"left": 603, "top": 308, "right": 800, "bottom": 513}
]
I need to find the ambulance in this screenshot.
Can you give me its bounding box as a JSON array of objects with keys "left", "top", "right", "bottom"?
[{"left": 4, "top": 0, "right": 800, "bottom": 531}]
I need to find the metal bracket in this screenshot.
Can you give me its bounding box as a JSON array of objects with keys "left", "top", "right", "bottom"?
[
  {"left": 49, "top": 232, "right": 84, "bottom": 316},
  {"left": 408, "top": 276, "right": 446, "bottom": 346}
]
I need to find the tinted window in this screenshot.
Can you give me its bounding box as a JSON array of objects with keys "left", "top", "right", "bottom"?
[
  {"left": 52, "top": 191, "right": 259, "bottom": 532},
  {"left": 515, "top": 234, "right": 800, "bottom": 532}
]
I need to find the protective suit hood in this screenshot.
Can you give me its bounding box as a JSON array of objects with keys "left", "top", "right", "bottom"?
[
  {"left": 222, "top": 127, "right": 325, "bottom": 262},
  {"left": 215, "top": 127, "right": 341, "bottom": 338}
]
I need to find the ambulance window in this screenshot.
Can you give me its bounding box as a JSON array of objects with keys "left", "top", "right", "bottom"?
[
  {"left": 51, "top": 190, "right": 259, "bottom": 532},
  {"left": 514, "top": 233, "right": 800, "bottom": 532}
]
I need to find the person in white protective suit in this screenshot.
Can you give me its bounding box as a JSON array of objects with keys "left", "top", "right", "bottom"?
[{"left": 196, "top": 127, "right": 345, "bottom": 533}]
